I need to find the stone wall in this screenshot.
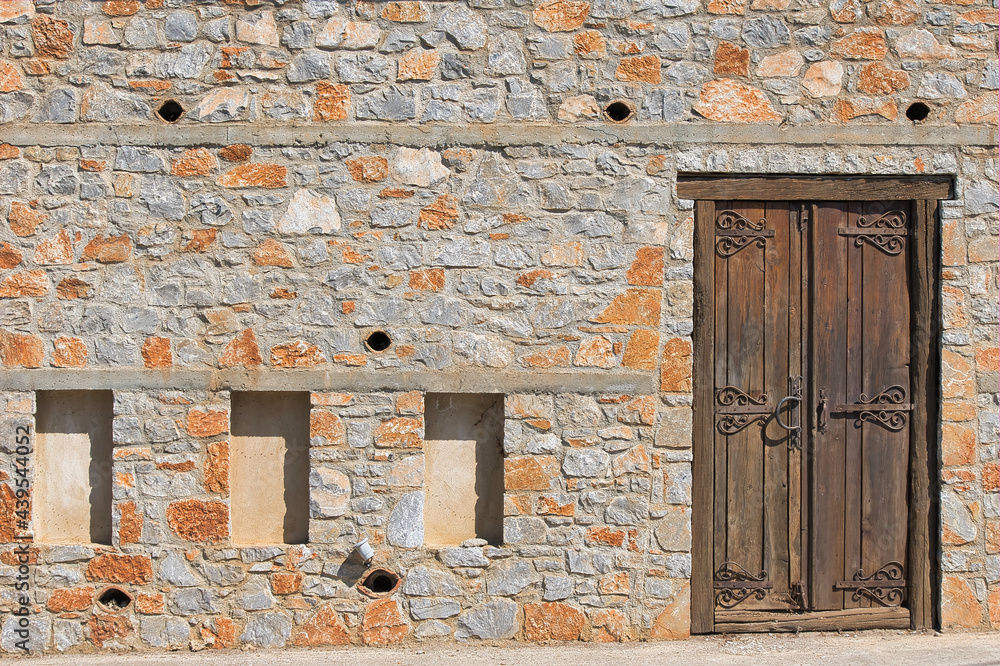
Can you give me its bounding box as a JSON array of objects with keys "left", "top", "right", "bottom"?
[{"left": 0, "top": 0, "right": 996, "bottom": 653}]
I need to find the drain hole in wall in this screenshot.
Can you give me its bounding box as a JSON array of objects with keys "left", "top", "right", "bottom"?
[
  {"left": 96, "top": 586, "right": 133, "bottom": 613},
  {"left": 157, "top": 100, "right": 185, "bottom": 123},
  {"left": 365, "top": 330, "right": 392, "bottom": 352},
  {"left": 604, "top": 101, "right": 634, "bottom": 123},
  {"left": 905, "top": 102, "right": 930, "bottom": 122},
  {"left": 359, "top": 568, "right": 401, "bottom": 597}
]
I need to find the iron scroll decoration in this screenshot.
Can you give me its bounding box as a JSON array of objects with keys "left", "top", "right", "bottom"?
[
  {"left": 834, "top": 384, "right": 912, "bottom": 432},
  {"left": 715, "top": 386, "right": 771, "bottom": 435},
  {"left": 837, "top": 210, "right": 908, "bottom": 256},
  {"left": 834, "top": 561, "right": 906, "bottom": 607},
  {"left": 715, "top": 210, "right": 775, "bottom": 257},
  {"left": 713, "top": 561, "right": 773, "bottom": 609}
]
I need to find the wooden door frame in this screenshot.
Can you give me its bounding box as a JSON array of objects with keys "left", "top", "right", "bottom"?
[{"left": 681, "top": 175, "right": 951, "bottom": 634}]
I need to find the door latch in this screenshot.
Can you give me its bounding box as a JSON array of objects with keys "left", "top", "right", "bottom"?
[
  {"left": 818, "top": 388, "right": 829, "bottom": 433},
  {"left": 775, "top": 375, "right": 803, "bottom": 450}
]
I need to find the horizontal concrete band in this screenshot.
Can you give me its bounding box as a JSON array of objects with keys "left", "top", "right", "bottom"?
[
  {"left": 0, "top": 368, "right": 658, "bottom": 395},
  {"left": 3, "top": 122, "right": 996, "bottom": 148}
]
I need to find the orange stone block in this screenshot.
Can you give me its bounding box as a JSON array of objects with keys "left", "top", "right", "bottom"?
[
  {"left": 409, "top": 268, "right": 445, "bottom": 291},
  {"left": 187, "top": 408, "right": 228, "bottom": 438},
  {"left": 32, "top": 15, "right": 74, "bottom": 59},
  {"left": 660, "top": 337, "right": 692, "bottom": 392},
  {"left": 118, "top": 500, "right": 143, "bottom": 545},
  {"left": 205, "top": 440, "right": 230, "bottom": 493},
  {"left": 294, "top": 604, "right": 352, "bottom": 646},
  {"left": 857, "top": 62, "right": 909, "bottom": 95},
  {"left": 984, "top": 462, "right": 999, "bottom": 493},
  {"left": 361, "top": 598, "right": 409, "bottom": 646},
  {"left": 140, "top": 337, "right": 171, "bottom": 369},
  {"left": 418, "top": 194, "right": 459, "bottom": 229},
  {"left": 592, "top": 608, "right": 630, "bottom": 642},
  {"left": 271, "top": 340, "right": 325, "bottom": 368},
  {"left": 694, "top": 79, "right": 782, "bottom": 122},
  {"left": 624, "top": 395, "right": 658, "bottom": 425},
  {"left": 0, "top": 329, "right": 43, "bottom": 368},
  {"left": 315, "top": 81, "right": 351, "bottom": 121},
  {"left": 956, "top": 93, "right": 999, "bottom": 125},
  {"left": 585, "top": 526, "right": 627, "bottom": 547},
  {"left": 253, "top": 239, "right": 294, "bottom": 267},
  {"left": 0, "top": 242, "right": 22, "bottom": 269},
  {"left": 829, "top": 29, "right": 888, "bottom": 60},
  {"left": 524, "top": 602, "right": 586, "bottom": 641},
  {"left": 598, "top": 571, "right": 630, "bottom": 595},
  {"left": 272, "top": 572, "right": 304, "bottom": 595},
  {"left": 832, "top": 97, "right": 898, "bottom": 122},
  {"left": 135, "top": 593, "right": 164, "bottom": 615},
  {"left": 941, "top": 576, "right": 982, "bottom": 628},
  {"left": 33, "top": 229, "right": 73, "bottom": 266},
  {"left": 7, "top": 201, "right": 46, "bottom": 236},
  {"left": 172, "top": 148, "right": 217, "bottom": 177},
  {"left": 0, "top": 61, "right": 23, "bottom": 93},
  {"left": 311, "top": 410, "right": 347, "bottom": 445},
  {"left": 82, "top": 234, "right": 132, "bottom": 263},
  {"left": 622, "top": 330, "right": 659, "bottom": 370},
  {"left": 219, "top": 144, "right": 252, "bottom": 162},
  {"left": 57, "top": 277, "right": 91, "bottom": 300},
  {"left": 396, "top": 391, "right": 424, "bottom": 415},
  {"left": 398, "top": 48, "right": 440, "bottom": 81},
  {"left": 374, "top": 417, "right": 422, "bottom": 448},
  {"left": 650, "top": 581, "right": 691, "bottom": 639},
  {"left": 382, "top": 1, "right": 429, "bottom": 22},
  {"left": 627, "top": 246, "right": 664, "bottom": 286},
  {"left": 615, "top": 55, "right": 662, "bottom": 83},
  {"left": 537, "top": 494, "right": 575, "bottom": 516},
  {"left": 0, "top": 144, "right": 19, "bottom": 159},
  {"left": 505, "top": 456, "right": 559, "bottom": 490},
  {"left": 216, "top": 163, "right": 287, "bottom": 189},
  {"left": 102, "top": 0, "right": 140, "bottom": 15},
  {"left": 346, "top": 156, "right": 389, "bottom": 182},
  {"left": 942, "top": 423, "right": 976, "bottom": 466},
  {"left": 85, "top": 554, "right": 153, "bottom": 584},
  {"left": 53, "top": 336, "right": 88, "bottom": 368},
  {"left": 595, "top": 289, "right": 661, "bottom": 327},
  {"left": 519, "top": 345, "right": 572, "bottom": 369},
  {"left": 707, "top": 0, "right": 746, "bottom": 13},
  {"left": 47, "top": 587, "right": 93, "bottom": 612},
  {"left": 989, "top": 587, "right": 1000, "bottom": 629},
  {"left": 166, "top": 499, "right": 229, "bottom": 543},
  {"left": 714, "top": 42, "right": 750, "bottom": 76},
  {"left": 575, "top": 335, "right": 616, "bottom": 368},
  {"left": 533, "top": 0, "right": 590, "bottom": 32},
  {"left": 0, "top": 270, "right": 47, "bottom": 298},
  {"left": 869, "top": 0, "right": 919, "bottom": 25},
  {"left": 89, "top": 614, "right": 132, "bottom": 648},
  {"left": 574, "top": 30, "right": 607, "bottom": 57},
  {"left": 219, "top": 328, "right": 263, "bottom": 368}
]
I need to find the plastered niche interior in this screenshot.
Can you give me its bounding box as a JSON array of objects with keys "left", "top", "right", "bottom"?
[
  {"left": 424, "top": 393, "right": 504, "bottom": 546},
  {"left": 230, "top": 392, "right": 310, "bottom": 545},
  {"left": 33, "top": 390, "right": 114, "bottom": 545}
]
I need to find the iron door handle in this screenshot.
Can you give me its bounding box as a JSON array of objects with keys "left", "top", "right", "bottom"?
[
  {"left": 775, "top": 395, "right": 801, "bottom": 431},
  {"left": 818, "top": 388, "right": 829, "bottom": 433}
]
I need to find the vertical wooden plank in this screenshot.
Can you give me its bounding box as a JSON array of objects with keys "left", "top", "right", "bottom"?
[
  {"left": 692, "top": 199, "right": 717, "bottom": 634},
  {"left": 859, "top": 201, "right": 911, "bottom": 608},
  {"left": 714, "top": 203, "right": 730, "bottom": 581},
  {"left": 787, "top": 205, "right": 804, "bottom": 605},
  {"left": 843, "top": 201, "right": 864, "bottom": 608},
  {"left": 725, "top": 202, "right": 767, "bottom": 594},
  {"left": 810, "top": 202, "right": 849, "bottom": 610},
  {"left": 908, "top": 199, "right": 938, "bottom": 630},
  {"left": 761, "top": 202, "right": 791, "bottom": 601}
]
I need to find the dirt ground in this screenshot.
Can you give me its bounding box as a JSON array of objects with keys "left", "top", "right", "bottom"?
[{"left": 11, "top": 630, "right": 1000, "bottom": 665}]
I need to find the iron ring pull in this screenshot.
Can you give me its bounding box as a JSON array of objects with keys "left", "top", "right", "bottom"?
[{"left": 775, "top": 395, "right": 801, "bottom": 432}]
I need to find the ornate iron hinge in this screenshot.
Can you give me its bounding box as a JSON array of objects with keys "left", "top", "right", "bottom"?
[
  {"left": 834, "top": 561, "right": 906, "bottom": 607},
  {"left": 716, "top": 210, "right": 775, "bottom": 257},
  {"left": 837, "top": 210, "right": 908, "bottom": 255},
  {"left": 714, "top": 561, "right": 773, "bottom": 609},
  {"left": 715, "top": 386, "right": 771, "bottom": 435},
  {"left": 833, "top": 384, "right": 912, "bottom": 432}
]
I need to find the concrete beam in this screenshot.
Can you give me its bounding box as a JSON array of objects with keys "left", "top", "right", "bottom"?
[
  {"left": 0, "top": 368, "right": 658, "bottom": 395},
  {"left": 2, "top": 122, "right": 995, "bottom": 148}
]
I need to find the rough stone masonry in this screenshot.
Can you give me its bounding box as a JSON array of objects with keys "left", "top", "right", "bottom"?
[{"left": 0, "top": 0, "right": 996, "bottom": 654}]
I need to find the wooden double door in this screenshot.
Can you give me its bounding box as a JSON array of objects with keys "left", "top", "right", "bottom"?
[{"left": 687, "top": 179, "right": 946, "bottom": 634}]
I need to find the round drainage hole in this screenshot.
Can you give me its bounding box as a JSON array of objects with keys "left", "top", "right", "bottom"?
[
  {"left": 604, "top": 101, "right": 633, "bottom": 123},
  {"left": 97, "top": 587, "right": 133, "bottom": 612},
  {"left": 905, "top": 102, "right": 930, "bottom": 122},
  {"left": 365, "top": 330, "right": 392, "bottom": 352},
  {"left": 157, "top": 100, "right": 185, "bottom": 123},
  {"left": 362, "top": 570, "right": 399, "bottom": 594}
]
